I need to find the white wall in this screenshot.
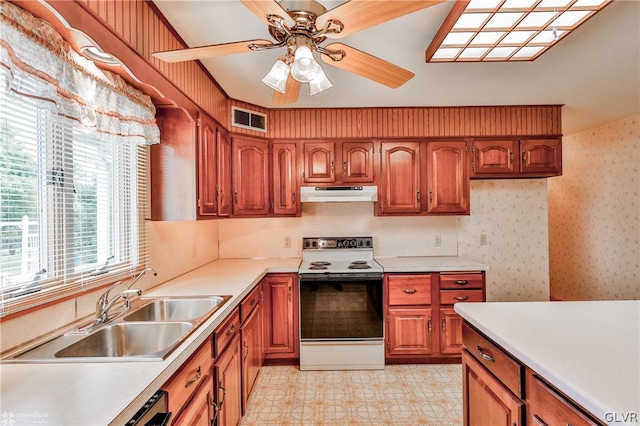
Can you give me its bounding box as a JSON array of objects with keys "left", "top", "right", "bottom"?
[{"left": 548, "top": 114, "right": 640, "bottom": 300}]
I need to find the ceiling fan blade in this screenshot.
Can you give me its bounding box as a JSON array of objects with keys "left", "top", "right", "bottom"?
[
  {"left": 240, "top": 0, "right": 295, "bottom": 27},
  {"left": 153, "top": 39, "right": 271, "bottom": 63},
  {"left": 317, "top": 0, "right": 445, "bottom": 39},
  {"left": 272, "top": 75, "right": 301, "bottom": 105},
  {"left": 321, "top": 43, "right": 414, "bottom": 89}
]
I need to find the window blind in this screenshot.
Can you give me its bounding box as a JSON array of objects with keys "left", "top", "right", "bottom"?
[{"left": 0, "top": 69, "right": 151, "bottom": 316}]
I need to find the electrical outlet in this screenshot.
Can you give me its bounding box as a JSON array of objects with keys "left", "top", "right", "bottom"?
[
  {"left": 435, "top": 235, "right": 442, "bottom": 247},
  {"left": 480, "top": 234, "right": 488, "bottom": 246},
  {"left": 284, "top": 236, "right": 291, "bottom": 248}
]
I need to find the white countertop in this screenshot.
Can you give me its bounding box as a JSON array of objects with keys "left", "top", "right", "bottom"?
[
  {"left": 455, "top": 300, "right": 640, "bottom": 426},
  {"left": 375, "top": 256, "right": 488, "bottom": 272},
  {"left": 0, "top": 258, "right": 300, "bottom": 426}
]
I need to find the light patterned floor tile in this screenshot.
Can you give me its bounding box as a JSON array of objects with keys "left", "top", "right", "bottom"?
[{"left": 241, "top": 364, "right": 463, "bottom": 425}]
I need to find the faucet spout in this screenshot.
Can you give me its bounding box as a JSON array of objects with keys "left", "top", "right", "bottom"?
[
  {"left": 97, "top": 289, "right": 142, "bottom": 323},
  {"left": 127, "top": 267, "right": 157, "bottom": 290}
]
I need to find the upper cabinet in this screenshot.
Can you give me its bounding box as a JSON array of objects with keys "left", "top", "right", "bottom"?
[
  {"left": 197, "top": 112, "right": 232, "bottom": 219},
  {"left": 471, "top": 137, "right": 562, "bottom": 178},
  {"left": 272, "top": 142, "right": 300, "bottom": 216},
  {"left": 378, "top": 141, "right": 422, "bottom": 215},
  {"left": 232, "top": 136, "right": 270, "bottom": 217},
  {"left": 301, "top": 140, "right": 375, "bottom": 185},
  {"left": 426, "top": 140, "right": 470, "bottom": 215}
]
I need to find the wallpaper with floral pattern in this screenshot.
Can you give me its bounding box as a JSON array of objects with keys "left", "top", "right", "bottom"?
[{"left": 548, "top": 114, "right": 640, "bottom": 300}]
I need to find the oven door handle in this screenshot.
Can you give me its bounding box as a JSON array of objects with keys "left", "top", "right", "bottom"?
[{"left": 299, "top": 273, "right": 383, "bottom": 282}]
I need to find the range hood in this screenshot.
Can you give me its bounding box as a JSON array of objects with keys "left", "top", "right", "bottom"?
[{"left": 300, "top": 186, "right": 378, "bottom": 203}]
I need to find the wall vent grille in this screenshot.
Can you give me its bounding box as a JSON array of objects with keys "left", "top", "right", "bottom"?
[{"left": 231, "top": 106, "right": 267, "bottom": 133}]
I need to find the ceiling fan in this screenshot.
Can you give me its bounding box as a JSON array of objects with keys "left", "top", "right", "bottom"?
[{"left": 153, "top": 0, "right": 444, "bottom": 104}]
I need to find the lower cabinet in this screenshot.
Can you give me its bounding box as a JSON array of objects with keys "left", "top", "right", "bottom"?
[
  {"left": 262, "top": 273, "right": 299, "bottom": 361},
  {"left": 214, "top": 334, "right": 242, "bottom": 426},
  {"left": 240, "top": 285, "right": 263, "bottom": 414},
  {"left": 173, "top": 379, "right": 214, "bottom": 426},
  {"left": 387, "top": 308, "right": 434, "bottom": 356}
]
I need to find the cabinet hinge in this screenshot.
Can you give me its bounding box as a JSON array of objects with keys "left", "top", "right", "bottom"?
[
  {"left": 196, "top": 117, "right": 201, "bottom": 127},
  {"left": 197, "top": 199, "right": 201, "bottom": 208}
]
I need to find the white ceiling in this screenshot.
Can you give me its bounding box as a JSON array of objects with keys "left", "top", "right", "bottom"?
[{"left": 152, "top": 0, "right": 639, "bottom": 135}]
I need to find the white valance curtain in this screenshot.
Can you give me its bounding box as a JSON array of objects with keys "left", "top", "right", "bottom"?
[{"left": 0, "top": 1, "right": 160, "bottom": 144}]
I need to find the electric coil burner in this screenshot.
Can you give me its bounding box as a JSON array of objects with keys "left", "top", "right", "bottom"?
[{"left": 298, "top": 237, "right": 384, "bottom": 370}]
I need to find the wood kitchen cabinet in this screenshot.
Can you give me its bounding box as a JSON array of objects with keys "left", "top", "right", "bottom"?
[
  {"left": 162, "top": 337, "right": 214, "bottom": 425},
  {"left": 301, "top": 140, "right": 375, "bottom": 184},
  {"left": 471, "top": 137, "right": 562, "bottom": 178},
  {"left": 197, "top": 112, "right": 232, "bottom": 218},
  {"left": 426, "top": 140, "right": 470, "bottom": 215},
  {"left": 232, "top": 136, "right": 270, "bottom": 217},
  {"left": 385, "top": 274, "right": 434, "bottom": 358},
  {"left": 272, "top": 141, "right": 299, "bottom": 216},
  {"left": 240, "top": 285, "right": 263, "bottom": 414},
  {"left": 262, "top": 273, "right": 299, "bottom": 362},
  {"left": 214, "top": 334, "right": 242, "bottom": 426},
  {"left": 378, "top": 141, "right": 422, "bottom": 215}
]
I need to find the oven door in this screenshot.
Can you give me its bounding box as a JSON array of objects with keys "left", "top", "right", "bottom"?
[{"left": 299, "top": 273, "right": 383, "bottom": 340}]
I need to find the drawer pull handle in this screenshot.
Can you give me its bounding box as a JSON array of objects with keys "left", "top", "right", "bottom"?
[
  {"left": 403, "top": 289, "right": 417, "bottom": 294},
  {"left": 476, "top": 345, "right": 495, "bottom": 363},
  {"left": 249, "top": 298, "right": 256, "bottom": 306},
  {"left": 185, "top": 366, "right": 202, "bottom": 388},
  {"left": 454, "top": 280, "right": 469, "bottom": 285},
  {"left": 225, "top": 324, "right": 236, "bottom": 336},
  {"left": 454, "top": 296, "right": 469, "bottom": 301},
  {"left": 532, "top": 415, "right": 549, "bottom": 426}
]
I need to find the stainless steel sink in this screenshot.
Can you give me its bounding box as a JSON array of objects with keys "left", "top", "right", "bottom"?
[
  {"left": 123, "top": 296, "right": 228, "bottom": 322},
  {"left": 3, "top": 295, "right": 232, "bottom": 363},
  {"left": 55, "top": 322, "right": 192, "bottom": 359}
]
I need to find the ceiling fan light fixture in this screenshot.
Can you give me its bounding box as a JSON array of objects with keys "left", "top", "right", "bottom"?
[
  {"left": 308, "top": 66, "right": 332, "bottom": 96},
  {"left": 262, "top": 59, "right": 290, "bottom": 93},
  {"left": 290, "top": 44, "right": 321, "bottom": 83}
]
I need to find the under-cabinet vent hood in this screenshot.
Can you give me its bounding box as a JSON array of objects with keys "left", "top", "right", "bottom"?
[{"left": 300, "top": 186, "right": 378, "bottom": 203}]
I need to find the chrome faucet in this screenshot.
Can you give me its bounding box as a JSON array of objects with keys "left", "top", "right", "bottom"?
[
  {"left": 127, "top": 267, "right": 157, "bottom": 291},
  {"left": 96, "top": 288, "right": 142, "bottom": 323}
]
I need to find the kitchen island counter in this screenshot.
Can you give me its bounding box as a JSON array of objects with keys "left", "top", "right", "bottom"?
[
  {"left": 376, "top": 256, "right": 488, "bottom": 272},
  {"left": 0, "top": 258, "right": 300, "bottom": 426},
  {"left": 455, "top": 300, "right": 640, "bottom": 425}
]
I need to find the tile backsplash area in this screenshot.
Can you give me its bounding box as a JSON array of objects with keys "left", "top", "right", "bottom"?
[{"left": 218, "top": 203, "right": 459, "bottom": 259}]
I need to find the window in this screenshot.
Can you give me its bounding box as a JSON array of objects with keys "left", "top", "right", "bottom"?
[{"left": 0, "top": 69, "right": 150, "bottom": 316}]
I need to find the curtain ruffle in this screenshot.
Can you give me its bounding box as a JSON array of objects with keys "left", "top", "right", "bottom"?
[{"left": 0, "top": 2, "right": 159, "bottom": 145}]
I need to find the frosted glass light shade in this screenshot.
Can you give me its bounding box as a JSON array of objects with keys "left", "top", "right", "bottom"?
[
  {"left": 290, "top": 45, "right": 321, "bottom": 83},
  {"left": 308, "top": 67, "right": 332, "bottom": 95},
  {"left": 261, "top": 59, "right": 290, "bottom": 93}
]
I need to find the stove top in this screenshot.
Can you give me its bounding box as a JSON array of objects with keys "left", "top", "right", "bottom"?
[{"left": 299, "top": 237, "right": 383, "bottom": 275}]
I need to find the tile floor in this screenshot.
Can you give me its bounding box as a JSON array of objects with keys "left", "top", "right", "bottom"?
[{"left": 241, "top": 364, "right": 463, "bottom": 426}]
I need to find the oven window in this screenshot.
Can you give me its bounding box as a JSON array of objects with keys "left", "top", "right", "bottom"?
[{"left": 299, "top": 278, "right": 383, "bottom": 339}]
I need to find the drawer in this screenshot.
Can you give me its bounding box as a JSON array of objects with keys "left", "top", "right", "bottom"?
[
  {"left": 526, "top": 370, "right": 600, "bottom": 426},
  {"left": 440, "top": 272, "right": 484, "bottom": 289},
  {"left": 462, "top": 322, "right": 523, "bottom": 397},
  {"left": 440, "top": 289, "right": 484, "bottom": 305},
  {"left": 214, "top": 307, "right": 240, "bottom": 357},
  {"left": 162, "top": 337, "right": 213, "bottom": 415},
  {"left": 387, "top": 274, "right": 431, "bottom": 306},
  {"left": 240, "top": 284, "right": 261, "bottom": 323}
]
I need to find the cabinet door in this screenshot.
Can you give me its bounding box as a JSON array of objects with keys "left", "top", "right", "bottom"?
[
  {"left": 272, "top": 142, "right": 299, "bottom": 216},
  {"left": 462, "top": 350, "right": 523, "bottom": 426},
  {"left": 232, "top": 136, "right": 270, "bottom": 216},
  {"left": 379, "top": 141, "right": 422, "bottom": 214},
  {"left": 426, "top": 140, "right": 469, "bottom": 215},
  {"left": 217, "top": 129, "right": 232, "bottom": 217},
  {"left": 342, "top": 141, "right": 375, "bottom": 183},
  {"left": 472, "top": 139, "right": 516, "bottom": 175},
  {"left": 241, "top": 304, "right": 263, "bottom": 414},
  {"left": 262, "top": 274, "right": 298, "bottom": 359},
  {"left": 197, "top": 113, "right": 218, "bottom": 217},
  {"left": 387, "top": 308, "right": 434, "bottom": 356},
  {"left": 303, "top": 141, "right": 335, "bottom": 183},
  {"left": 440, "top": 308, "right": 464, "bottom": 355},
  {"left": 520, "top": 138, "right": 562, "bottom": 175},
  {"left": 215, "top": 335, "right": 242, "bottom": 426},
  {"left": 173, "top": 381, "right": 213, "bottom": 426}
]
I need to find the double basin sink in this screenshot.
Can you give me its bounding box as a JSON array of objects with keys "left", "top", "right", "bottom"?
[{"left": 5, "top": 295, "right": 231, "bottom": 362}]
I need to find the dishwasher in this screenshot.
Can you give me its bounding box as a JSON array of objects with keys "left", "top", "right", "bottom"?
[{"left": 126, "top": 390, "right": 172, "bottom": 426}]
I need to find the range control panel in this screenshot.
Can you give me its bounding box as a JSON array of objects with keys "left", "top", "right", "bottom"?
[{"left": 302, "top": 237, "right": 373, "bottom": 249}]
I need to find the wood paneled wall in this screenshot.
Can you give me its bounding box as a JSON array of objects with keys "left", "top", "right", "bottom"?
[
  {"left": 77, "top": 0, "right": 229, "bottom": 125},
  {"left": 267, "top": 105, "right": 562, "bottom": 139}
]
